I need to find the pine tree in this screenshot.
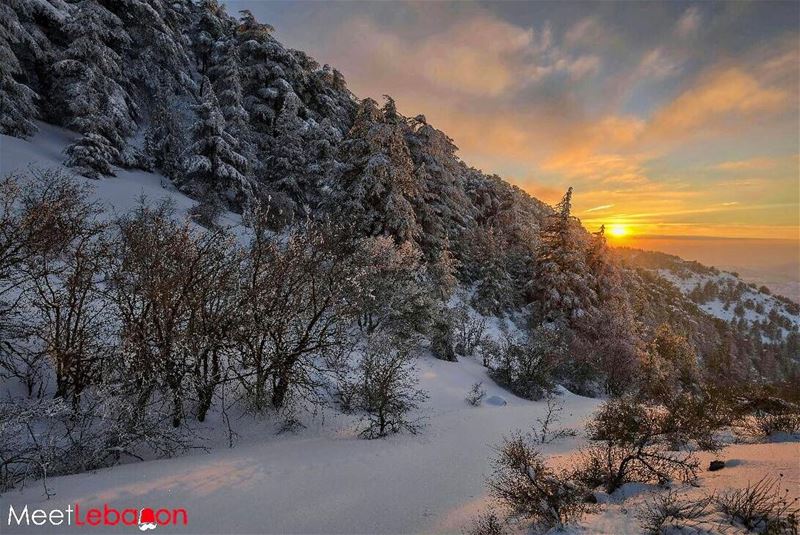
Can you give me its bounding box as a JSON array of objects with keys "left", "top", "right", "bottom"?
[
  {"left": 52, "top": 0, "right": 137, "bottom": 177},
  {"left": 1, "top": 0, "right": 68, "bottom": 138},
  {"left": 144, "top": 85, "right": 186, "bottom": 179},
  {"left": 209, "top": 37, "right": 249, "bottom": 135},
  {"left": 194, "top": 0, "right": 230, "bottom": 77},
  {"left": 236, "top": 9, "right": 276, "bottom": 132},
  {"left": 265, "top": 91, "right": 309, "bottom": 209},
  {"left": 471, "top": 226, "right": 513, "bottom": 314},
  {"left": 333, "top": 97, "right": 420, "bottom": 243},
  {"left": 0, "top": 4, "right": 39, "bottom": 137},
  {"left": 181, "top": 77, "right": 249, "bottom": 205},
  {"left": 532, "top": 187, "right": 595, "bottom": 324},
  {"left": 105, "top": 0, "right": 192, "bottom": 97}
]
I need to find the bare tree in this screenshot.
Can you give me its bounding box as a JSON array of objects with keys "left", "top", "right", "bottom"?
[
  {"left": 185, "top": 229, "right": 239, "bottom": 422},
  {"left": 234, "top": 209, "right": 360, "bottom": 412},
  {"left": 0, "top": 170, "right": 98, "bottom": 397},
  {"left": 576, "top": 396, "right": 699, "bottom": 494},
  {"left": 488, "top": 432, "right": 589, "bottom": 529},
  {"left": 20, "top": 173, "right": 110, "bottom": 408},
  {"left": 531, "top": 394, "right": 575, "bottom": 444},
  {"left": 108, "top": 199, "right": 221, "bottom": 426},
  {"left": 346, "top": 333, "right": 428, "bottom": 439}
]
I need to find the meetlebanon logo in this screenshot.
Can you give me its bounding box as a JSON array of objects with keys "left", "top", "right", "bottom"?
[{"left": 7, "top": 504, "right": 188, "bottom": 531}]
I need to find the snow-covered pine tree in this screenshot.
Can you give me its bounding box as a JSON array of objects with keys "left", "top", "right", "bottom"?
[
  {"left": 194, "top": 0, "right": 231, "bottom": 77},
  {"left": 1, "top": 0, "right": 70, "bottom": 137},
  {"left": 471, "top": 226, "right": 514, "bottom": 314},
  {"left": 332, "top": 97, "right": 420, "bottom": 243},
  {"left": 0, "top": 4, "right": 39, "bottom": 137},
  {"left": 585, "top": 224, "right": 621, "bottom": 302},
  {"left": 144, "top": 84, "right": 186, "bottom": 179},
  {"left": 52, "top": 0, "right": 137, "bottom": 178},
  {"left": 236, "top": 9, "right": 277, "bottom": 133},
  {"left": 532, "top": 187, "right": 596, "bottom": 324},
  {"left": 107, "top": 0, "right": 192, "bottom": 97},
  {"left": 181, "top": 77, "right": 249, "bottom": 206},
  {"left": 264, "top": 91, "right": 308, "bottom": 210},
  {"left": 209, "top": 36, "right": 249, "bottom": 136}
]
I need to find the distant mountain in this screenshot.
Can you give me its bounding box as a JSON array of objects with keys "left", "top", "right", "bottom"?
[{"left": 617, "top": 247, "right": 799, "bottom": 340}]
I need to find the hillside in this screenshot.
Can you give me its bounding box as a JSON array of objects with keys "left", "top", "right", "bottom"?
[{"left": 619, "top": 249, "right": 799, "bottom": 338}]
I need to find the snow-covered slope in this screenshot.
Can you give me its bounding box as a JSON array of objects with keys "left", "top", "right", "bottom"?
[
  {"left": 2, "top": 354, "right": 599, "bottom": 534},
  {"left": 660, "top": 269, "right": 800, "bottom": 338},
  {"left": 1, "top": 123, "right": 241, "bottom": 229},
  {"left": 618, "top": 248, "right": 800, "bottom": 345}
]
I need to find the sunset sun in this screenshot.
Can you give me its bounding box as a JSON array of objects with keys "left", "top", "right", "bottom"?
[{"left": 608, "top": 224, "right": 629, "bottom": 238}]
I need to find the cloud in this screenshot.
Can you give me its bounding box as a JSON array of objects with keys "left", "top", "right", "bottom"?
[
  {"left": 711, "top": 157, "right": 778, "bottom": 172},
  {"left": 637, "top": 48, "right": 681, "bottom": 79},
  {"left": 675, "top": 6, "right": 701, "bottom": 38},
  {"left": 647, "top": 68, "right": 790, "bottom": 140},
  {"left": 291, "top": 3, "right": 798, "bottom": 240},
  {"left": 564, "top": 17, "right": 611, "bottom": 48},
  {"left": 585, "top": 204, "right": 614, "bottom": 213}
]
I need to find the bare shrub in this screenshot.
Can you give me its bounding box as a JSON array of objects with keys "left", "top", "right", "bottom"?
[
  {"left": 0, "top": 390, "right": 194, "bottom": 494},
  {"left": 716, "top": 475, "right": 799, "bottom": 533},
  {"left": 453, "top": 302, "right": 486, "bottom": 357},
  {"left": 346, "top": 334, "right": 428, "bottom": 439},
  {"left": 576, "top": 396, "right": 699, "bottom": 493},
  {"left": 489, "top": 326, "right": 564, "bottom": 401},
  {"left": 661, "top": 389, "right": 732, "bottom": 451},
  {"left": 430, "top": 309, "right": 457, "bottom": 362},
  {"left": 637, "top": 489, "right": 714, "bottom": 534},
  {"left": 188, "top": 194, "right": 224, "bottom": 229},
  {"left": 478, "top": 338, "right": 500, "bottom": 368},
  {"left": 531, "top": 393, "right": 576, "bottom": 444},
  {"left": 738, "top": 398, "right": 800, "bottom": 439},
  {"left": 466, "top": 382, "right": 486, "bottom": 406},
  {"left": 488, "top": 433, "right": 589, "bottom": 530}
]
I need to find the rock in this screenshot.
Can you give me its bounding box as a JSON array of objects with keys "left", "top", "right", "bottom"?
[{"left": 709, "top": 460, "right": 725, "bottom": 471}]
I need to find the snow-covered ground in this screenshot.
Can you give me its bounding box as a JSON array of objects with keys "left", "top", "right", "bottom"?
[
  {"left": 2, "top": 355, "right": 797, "bottom": 534},
  {"left": 0, "top": 123, "right": 243, "bottom": 231},
  {"left": 1, "top": 349, "right": 599, "bottom": 534},
  {"left": 2, "top": 126, "right": 798, "bottom": 534}
]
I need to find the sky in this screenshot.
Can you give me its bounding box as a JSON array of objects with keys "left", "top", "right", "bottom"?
[{"left": 228, "top": 0, "right": 799, "bottom": 244}]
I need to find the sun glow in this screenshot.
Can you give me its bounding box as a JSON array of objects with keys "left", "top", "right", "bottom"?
[{"left": 608, "top": 224, "right": 629, "bottom": 238}]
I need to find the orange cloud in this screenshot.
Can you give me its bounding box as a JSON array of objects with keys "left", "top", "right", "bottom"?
[{"left": 647, "top": 68, "right": 790, "bottom": 139}]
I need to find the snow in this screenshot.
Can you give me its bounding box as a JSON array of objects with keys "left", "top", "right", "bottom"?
[
  {"left": 657, "top": 268, "right": 800, "bottom": 340},
  {"left": 0, "top": 122, "right": 242, "bottom": 230},
  {"left": 1, "top": 349, "right": 600, "bottom": 534},
  {"left": 1, "top": 125, "right": 798, "bottom": 534},
  {"left": 575, "top": 442, "right": 800, "bottom": 535}
]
